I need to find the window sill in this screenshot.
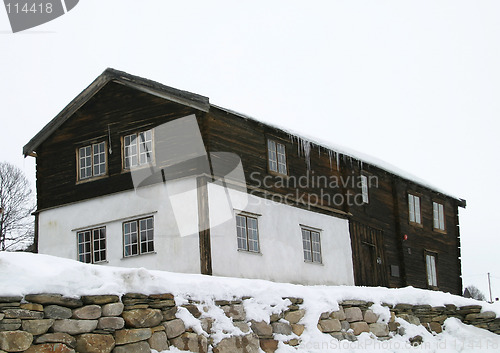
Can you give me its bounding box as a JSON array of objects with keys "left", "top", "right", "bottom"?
[
  {"left": 433, "top": 228, "right": 447, "bottom": 234},
  {"left": 76, "top": 174, "right": 108, "bottom": 185},
  {"left": 304, "top": 260, "right": 324, "bottom": 266},
  {"left": 409, "top": 221, "right": 423, "bottom": 228},
  {"left": 122, "top": 251, "right": 157, "bottom": 259},
  {"left": 237, "top": 249, "right": 262, "bottom": 256},
  {"left": 93, "top": 260, "right": 109, "bottom": 265}
]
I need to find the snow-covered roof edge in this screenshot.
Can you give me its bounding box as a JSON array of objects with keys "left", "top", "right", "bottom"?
[{"left": 212, "top": 105, "right": 465, "bottom": 206}]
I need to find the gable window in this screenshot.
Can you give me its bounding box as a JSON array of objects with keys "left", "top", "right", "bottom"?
[
  {"left": 433, "top": 202, "right": 445, "bottom": 231},
  {"left": 78, "top": 141, "right": 107, "bottom": 181},
  {"left": 267, "top": 139, "right": 287, "bottom": 175},
  {"left": 425, "top": 252, "right": 438, "bottom": 287},
  {"left": 408, "top": 194, "right": 421, "bottom": 224},
  {"left": 77, "top": 227, "right": 106, "bottom": 264},
  {"left": 123, "top": 217, "right": 154, "bottom": 257},
  {"left": 360, "top": 175, "right": 369, "bottom": 204},
  {"left": 123, "top": 129, "right": 154, "bottom": 169},
  {"left": 236, "top": 214, "right": 260, "bottom": 253},
  {"left": 301, "top": 227, "right": 322, "bottom": 263}
]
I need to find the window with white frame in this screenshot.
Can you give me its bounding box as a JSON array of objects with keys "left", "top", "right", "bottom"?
[
  {"left": 408, "top": 194, "right": 421, "bottom": 224},
  {"left": 77, "top": 227, "right": 106, "bottom": 264},
  {"left": 236, "top": 214, "right": 260, "bottom": 252},
  {"left": 267, "top": 139, "right": 287, "bottom": 175},
  {"left": 123, "top": 129, "right": 153, "bottom": 169},
  {"left": 425, "top": 252, "right": 438, "bottom": 287},
  {"left": 433, "top": 202, "right": 445, "bottom": 231},
  {"left": 360, "top": 175, "right": 369, "bottom": 203},
  {"left": 78, "top": 142, "right": 106, "bottom": 180},
  {"left": 123, "top": 217, "right": 154, "bottom": 257},
  {"left": 301, "top": 227, "right": 322, "bottom": 263}
]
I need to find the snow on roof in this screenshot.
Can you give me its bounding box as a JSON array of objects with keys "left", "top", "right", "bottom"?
[{"left": 214, "top": 105, "right": 464, "bottom": 203}]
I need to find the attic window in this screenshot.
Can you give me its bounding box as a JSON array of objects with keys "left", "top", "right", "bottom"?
[
  {"left": 77, "top": 141, "right": 107, "bottom": 181},
  {"left": 360, "top": 175, "right": 369, "bottom": 204},
  {"left": 433, "top": 202, "right": 446, "bottom": 231},
  {"left": 123, "top": 129, "right": 154, "bottom": 169},
  {"left": 267, "top": 139, "right": 287, "bottom": 175},
  {"left": 408, "top": 194, "right": 421, "bottom": 225}
]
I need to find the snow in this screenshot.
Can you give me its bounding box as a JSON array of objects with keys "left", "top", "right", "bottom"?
[
  {"left": 214, "top": 105, "right": 463, "bottom": 200},
  {"left": 1, "top": 252, "right": 499, "bottom": 352}
]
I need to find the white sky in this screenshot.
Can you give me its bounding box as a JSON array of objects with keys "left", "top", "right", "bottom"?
[{"left": 0, "top": 1, "right": 499, "bottom": 299}]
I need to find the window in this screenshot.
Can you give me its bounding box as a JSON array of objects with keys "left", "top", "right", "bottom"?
[
  {"left": 123, "top": 217, "right": 154, "bottom": 257},
  {"left": 123, "top": 129, "right": 154, "bottom": 169},
  {"left": 236, "top": 214, "right": 260, "bottom": 252},
  {"left": 78, "top": 142, "right": 106, "bottom": 180},
  {"left": 408, "top": 194, "right": 421, "bottom": 224},
  {"left": 301, "top": 227, "right": 322, "bottom": 263},
  {"left": 433, "top": 202, "right": 445, "bottom": 231},
  {"left": 267, "top": 139, "right": 287, "bottom": 174},
  {"left": 425, "top": 252, "right": 438, "bottom": 287},
  {"left": 360, "top": 175, "right": 369, "bottom": 203},
  {"left": 77, "top": 227, "right": 106, "bottom": 264}
]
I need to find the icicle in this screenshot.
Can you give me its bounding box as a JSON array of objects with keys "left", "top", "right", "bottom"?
[
  {"left": 336, "top": 152, "right": 340, "bottom": 171},
  {"left": 328, "top": 150, "right": 333, "bottom": 170}
]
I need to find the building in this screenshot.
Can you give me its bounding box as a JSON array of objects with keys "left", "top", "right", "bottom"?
[{"left": 23, "top": 68, "right": 466, "bottom": 293}]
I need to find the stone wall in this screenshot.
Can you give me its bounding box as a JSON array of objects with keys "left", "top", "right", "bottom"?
[{"left": 0, "top": 293, "right": 498, "bottom": 353}]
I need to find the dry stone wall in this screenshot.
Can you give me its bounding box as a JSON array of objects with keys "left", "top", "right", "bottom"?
[{"left": 0, "top": 293, "right": 498, "bottom": 353}]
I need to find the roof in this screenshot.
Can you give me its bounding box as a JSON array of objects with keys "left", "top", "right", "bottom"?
[{"left": 23, "top": 68, "right": 466, "bottom": 207}]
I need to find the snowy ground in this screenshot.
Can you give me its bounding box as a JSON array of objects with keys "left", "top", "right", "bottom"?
[{"left": 1, "top": 252, "right": 499, "bottom": 352}]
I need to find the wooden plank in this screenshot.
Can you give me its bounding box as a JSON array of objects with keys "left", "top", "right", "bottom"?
[{"left": 197, "top": 176, "right": 212, "bottom": 275}]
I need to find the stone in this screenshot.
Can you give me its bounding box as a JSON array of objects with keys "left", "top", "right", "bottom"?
[
  {"left": 180, "top": 304, "right": 202, "bottom": 318},
  {"left": 81, "top": 296, "right": 119, "bottom": 305},
  {"left": 350, "top": 322, "right": 370, "bottom": 335},
  {"left": 44, "top": 305, "right": 73, "bottom": 319},
  {"left": 200, "top": 318, "right": 214, "bottom": 334},
  {"left": 341, "top": 300, "right": 367, "bottom": 307},
  {"left": 429, "top": 322, "right": 443, "bottom": 333},
  {"left": 161, "top": 307, "right": 177, "bottom": 321},
  {"left": 344, "top": 307, "right": 363, "bottom": 322},
  {"left": 122, "top": 293, "right": 148, "bottom": 300},
  {"left": 345, "top": 332, "right": 357, "bottom": 341},
  {"left": 222, "top": 305, "right": 246, "bottom": 321},
  {"left": 162, "top": 319, "right": 185, "bottom": 339},
  {"left": 284, "top": 309, "right": 305, "bottom": 324},
  {"left": 22, "top": 319, "right": 54, "bottom": 335},
  {"left": 20, "top": 303, "right": 44, "bottom": 312},
  {"left": 0, "top": 319, "right": 21, "bottom": 331},
  {"left": 112, "top": 341, "right": 150, "bottom": 353},
  {"left": 24, "top": 343, "right": 75, "bottom": 353},
  {"left": 0, "top": 303, "right": 20, "bottom": 309},
  {"left": 431, "top": 315, "right": 448, "bottom": 324},
  {"left": 0, "top": 331, "right": 33, "bottom": 352},
  {"left": 330, "top": 332, "right": 344, "bottom": 341},
  {"left": 409, "top": 335, "right": 423, "bottom": 346},
  {"left": 259, "top": 339, "right": 278, "bottom": 353},
  {"left": 76, "top": 334, "right": 115, "bottom": 353},
  {"left": 97, "top": 317, "right": 125, "bottom": 331},
  {"left": 364, "top": 310, "right": 379, "bottom": 324},
  {"left": 340, "top": 320, "right": 350, "bottom": 331},
  {"left": 397, "top": 314, "right": 420, "bottom": 326},
  {"left": 102, "top": 303, "right": 124, "bottom": 317},
  {"left": 150, "top": 326, "right": 165, "bottom": 333},
  {"left": 0, "top": 297, "right": 22, "bottom": 303},
  {"left": 148, "top": 293, "right": 174, "bottom": 300},
  {"left": 250, "top": 321, "right": 273, "bottom": 338},
  {"left": 465, "top": 311, "right": 496, "bottom": 321},
  {"left": 319, "top": 312, "right": 330, "bottom": 320},
  {"left": 233, "top": 321, "right": 250, "bottom": 333},
  {"left": 35, "top": 333, "right": 76, "bottom": 348},
  {"left": 122, "top": 309, "right": 162, "bottom": 328},
  {"left": 3, "top": 309, "right": 44, "bottom": 320},
  {"left": 0, "top": 313, "right": 4, "bottom": 320},
  {"left": 170, "top": 332, "right": 207, "bottom": 353},
  {"left": 213, "top": 334, "right": 260, "bottom": 353},
  {"left": 318, "top": 319, "right": 341, "bottom": 333},
  {"left": 149, "top": 300, "right": 176, "bottom": 309},
  {"left": 52, "top": 319, "right": 98, "bottom": 335},
  {"left": 114, "top": 328, "right": 151, "bottom": 345},
  {"left": 394, "top": 304, "right": 413, "bottom": 312},
  {"left": 330, "top": 307, "right": 346, "bottom": 321},
  {"left": 458, "top": 305, "right": 482, "bottom": 314},
  {"left": 369, "top": 323, "right": 389, "bottom": 337},
  {"left": 269, "top": 313, "right": 283, "bottom": 322},
  {"left": 72, "top": 305, "right": 102, "bottom": 320},
  {"left": 24, "top": 294, "right": 82, "bottom": 309},
  {"left": 292, "top": 324, "right": 305, "bottom": 336},
  {"left": 148, "top": 331, "right": 168, "bottom": 352},
  {"left": 286, "top": 338, "right": 300, "bottom": 346},
  {"left": 271, "top": 322, "right": 292, "bottom": 335}
]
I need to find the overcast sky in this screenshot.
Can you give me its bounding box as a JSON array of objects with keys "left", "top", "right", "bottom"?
[{"left": 1, "top": 1, "right": 499, "bottom": 299}]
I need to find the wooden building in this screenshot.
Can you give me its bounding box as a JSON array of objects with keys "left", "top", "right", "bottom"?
[{"left": 24, "top": 69, "right": 466, "bottom": 294}]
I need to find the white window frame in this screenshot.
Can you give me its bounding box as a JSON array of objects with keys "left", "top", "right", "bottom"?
[
  {"left": 425, "top": 252, "right": 438, "bottom": 287},
  {"left": 236, "top": 214, "right": 260, "bottom": 253},
  {"left": 77, "top": 227, "right": 106, "bottom": 264},
  {"left": 123, "top": 129, "right": 154, "bottom": 170},
  {"left": 123, "top": 216, "right": 154, "bottom": 257},
  {"left": 267, "top": 139, "right": 287, "bottom": 175},
  {"left": 360, "top": 175, "right": 369, "bottom": 204},
  {"left": 301, "top": 227, "right": 322, "bottom": 264},
  {"left": 433, "top": 202, "right": 445, "bottom": 231},
  {"left": 78, "top": 141, "right": 107, "bottom": 181},
  {"left": 408, "top": 194, "right": 421, "bottom": 224}
]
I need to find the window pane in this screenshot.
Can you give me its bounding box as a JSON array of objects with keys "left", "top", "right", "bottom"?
[
  {"left": 123, "top": 221, "right": 138, "bottom": 256},
  {"left": 79, "top": 146, "right": 92, "bottom": 179},
  {"left": 247, "top": 217, "right": 259, "bottom": 252},
  {"left": 439, "top": 204, "right": 445, "bottom": 230},
  {"left": 277, "top": 143, "right": 287, "bottom": 174},
  {"left": 414, "top": 196, "right": 421, "bottom": 224},
  {"left": 361, "top": 175, "right": 369, "bottom": 203},
  {"left": 267, "top": 140, "right": 277, "bottom": 172},
  {"left": 124, "top": 134, "right": 138, "bottom": 168},
  {"left": 311, "top": 231, "right": 322, "bottom": 263},
  {"left": 236, "top": 215, "right": 248, "bottom": 251},
  {"left": 77, "top": 231, "right": 92, "bottom": 263},
  {"left": 302, "top": 229, "right": 312, "bottom": 262},
  {"left": 93, "top": 142, "right": 106, "bottom": 176},
  {"left": 433, "top": 202, "right": 439, "bottom": 229},
  {"left": 408, "top": 194, "right": 415, "bottom": 223},
  {"left": 139, "top": 130, "right": 153, "bottom": 165}
]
